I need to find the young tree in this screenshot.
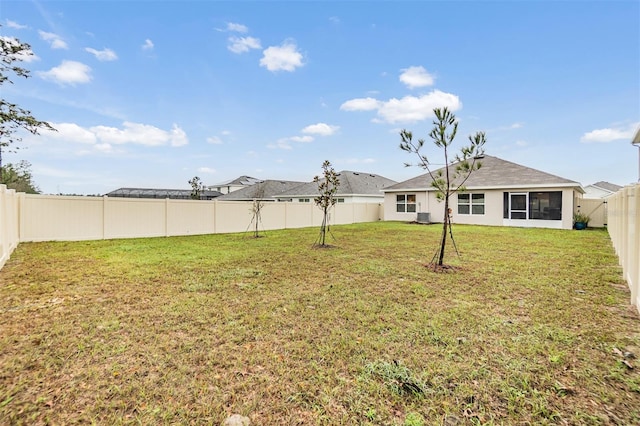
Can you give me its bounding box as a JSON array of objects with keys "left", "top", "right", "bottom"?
[
  {"left": 188, "top": 176, "right": 203, "bottom": 199},
  {"left": 400, "top": 107, "right": 486, "bottom": 267},
  {"left": 1, "top": 160, "right": 40, "bottom": 193},
  {"left": 1, "top": 33, "right": 56, "bottom": 170},
  {"left": 313, "top": 160, "right": 340, "bottom": 247},
  {"left": 248, "top": 184, "right": 266, "bottom": 238}
]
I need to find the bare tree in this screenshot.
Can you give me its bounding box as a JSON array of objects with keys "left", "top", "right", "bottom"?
[
  {"left": 400, "top": 107, "right": 486, "bottom": 267},
  {"left": 313, "top": 160, "right": 340, "bottom": 247},
  {"left": 248, "top": 184, "right": 266, "bottom": 238}
]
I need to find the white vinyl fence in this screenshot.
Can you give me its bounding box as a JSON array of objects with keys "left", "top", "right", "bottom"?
[
  {"left": 574, "top": 197, "right": 608, "bottom": 228},
  {"left": 0, "top": 186, "right": 20, "bottom": 269},
  {"left": 607, "top": 184, "right": 640, "bottom": 312},
  {"left": 0, "top": 189, "right": 383, "bottom": 269}
]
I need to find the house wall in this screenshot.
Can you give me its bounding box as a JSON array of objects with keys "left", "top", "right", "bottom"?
[
  {"left": 607, "top": 184, "right": 640, "bottom": 312},
  {"left": 290, "top": 195, "right": 384, "bottom": 203},
  {"left": 384, "top": 187, "right": 578, "bottom": 229}
]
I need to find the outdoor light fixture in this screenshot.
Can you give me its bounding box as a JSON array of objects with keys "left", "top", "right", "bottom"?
[{"left": 633, "top": 127, "right": 640, "bottom": 182}]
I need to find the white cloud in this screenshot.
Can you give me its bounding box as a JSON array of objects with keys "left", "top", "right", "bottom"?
[
  {"left": 329, "top": 16, "right": 341, "bottom": 24},
  {"left": 221, "top": 130, "right": 231, "bottom": 135},
  {"left": 302, "top": 123, "right": 340, "bottom": 136},
  {"left": 580, "top": 122, "right": 639, "bottom": 143},
  {"left": 289, "top": 135, "right": 314, "bottom": 143},
  {"left": 40, "top": 121, "right": 188, "bottom": 153},
  {"left": 268, "top": 134, "right": 314, "bottom": 149},
  {"left": 0, "top": 36, "right": 39, "bottom": 63},
  {"left": 260, "top": 41, "right": 304, "bottom": 72},
  {"left": 6, "top": 19, "right": 28, "bottom": 29},
  {"left": 38, "top": 30, "right": 68, "bottom": 49},
  {"left": 142, "top": 39, "right": 154, "bottom": 50},
  {"left": 85, "top": 47, "right": 118, "bottom": 61},
  {"left": 268, "top": 138, "right": 293, "bottom": 150},
  {"left": 38, "top": 60, "right": 92, "bottom": 85},
  {"left": 170, "top": 124, "right": 188, "bottom": 147},
  {"left": 341, "top": 90, "right": 461, "bottom": 124},
  {"left": 207, "top": 136, "right": 223, "bottom": 144},
  {"left": 510, "top": 122, "right": 523, "bottom": 129},
  {"left": 227, "top": 22, "right": 248, "bottom": 33},
  {"left": 46, "top": 122, "right": 97, "bottom": 144},
  {"left": 515, "top": 140, "right": 528, "bottom": 147},
  {"left": 228, "top": 36, "right": 261, "bottom": 54},
  {"left": 94, "top": 143, "right": 113, "bottom": 153},
  {"left": 197, "top": 167, "right": 216, "bottom": 174},
  {"left": 399, "top": 66, "right": 435, "bottom": 89},
  {"left": 340, "top": 97, "right": 381, "bottom": 111}
]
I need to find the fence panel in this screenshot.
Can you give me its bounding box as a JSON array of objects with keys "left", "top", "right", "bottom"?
[
  {"left": 20, "top": 194, "right": 104, "bottom": 241},
  {"left": 575, "top": 198, "right": 607, "bottom": 228},
  {"left": 607, "top": 184, "right": 639, "bottom": 312},
  {"left": 167, "top": 199, "right": 216, "bottom": 236},
  {"left": 104, "top": 197, "right": 167, "bottom": 239},
  {"left": 0, "top": 186, "right": 20, "bottom": 269}
]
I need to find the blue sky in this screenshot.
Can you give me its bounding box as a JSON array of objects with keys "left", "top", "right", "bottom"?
[{"left": 2, "top": 0, "right": 639, "bottom": 195}]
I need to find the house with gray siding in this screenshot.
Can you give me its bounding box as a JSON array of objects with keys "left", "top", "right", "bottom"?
[{"left": 383, "top": 155, "right": 584, "bottom": 230}]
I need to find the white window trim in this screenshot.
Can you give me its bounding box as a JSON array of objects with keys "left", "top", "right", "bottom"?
[
  {"left": 396, "top": 194, "right": 417, "bottom": 213},
  {"left": 458, "top": 193, "right": 485, "bottom": 215}
]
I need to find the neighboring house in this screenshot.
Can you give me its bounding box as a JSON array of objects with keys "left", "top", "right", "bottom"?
[
  {"left": 207, "top": 176, "right": 262, "bottom": 194},
  {"left": 106, "top": 187, "right": 222, "bottom": 200},
  {"left": 583, "top": 181, "right": 622, "bottom": 199},
  {"left": 215, "top": 180, "right": 307, "bottom": 201},
  {"left": 276, "top": 171, "right": 397, "bottom": 203},
  {"left": 383, "top": 155, "right": 584, "bottom": 230}
]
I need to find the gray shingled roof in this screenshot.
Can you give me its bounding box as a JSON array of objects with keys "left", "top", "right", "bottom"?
[
  {"left": 216, "top": 180, "right": 307, "bottom": 201},
  {"left": 278, "top": 171, "right": 397, "bottom": 198},
  {"left": 590, "top": 181, "right": 622, "bottom": 192},
  {"left": 383, "top": 155, "right": 582, "bottom": 191},
  {"left": 211, "top": 175, "right": 262, "bottom": 187}
]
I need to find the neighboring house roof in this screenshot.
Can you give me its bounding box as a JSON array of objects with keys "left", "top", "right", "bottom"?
[
  {"left": 210, "top": 175, "right": 262, "bottom": 187},
  {"left": 588, "top": 181, "right": 622, "bottom": 193},
  {"left": 216, "top": 180, "right": 307, "bottom": 201},
  {"left": 278, "top": 171, "right": 397, "bottom": 198},
  {"left": 383, "top": 155, "right": 583, "bottom": 192},
  {"left": 106, "top": 188, "right": 222, "bottom": 199}
]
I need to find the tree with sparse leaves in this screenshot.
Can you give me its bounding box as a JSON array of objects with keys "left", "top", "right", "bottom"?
[
  {"left": 1, "top": 160, "right": 39, "bottom": 193},
  {"left": 248, "top": 184, "right": 266, "bottom": 238},
  {"left": 188, "top": 176, "right": 203, "bottom": 200},
  {"left": 400, "top": 107, "right": 486, "bottom": 267},
  {"left": 313, "top": 160, "right": 340, "bottom": 247},
  {"left": 1, "top": 32, "right": 55, "bottom": 171}
]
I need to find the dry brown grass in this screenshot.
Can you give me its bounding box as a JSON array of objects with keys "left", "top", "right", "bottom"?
[{"left": 1, "top": 222, "right": 638, "bottom": 425}]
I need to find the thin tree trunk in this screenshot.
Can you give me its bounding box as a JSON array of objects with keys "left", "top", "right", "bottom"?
[
  {"left": 320, "top": 206, "right": 328, "bottom": 245},
  {"left": 438, "top": 195, "right": 449, "bottom": 266}
]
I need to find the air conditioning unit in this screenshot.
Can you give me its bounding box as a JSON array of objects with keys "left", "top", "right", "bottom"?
[{"left": 416, "top": 212, "right": 430, "bottom": 224}]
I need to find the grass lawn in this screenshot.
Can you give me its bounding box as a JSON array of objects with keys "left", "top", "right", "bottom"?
[{"left": 1, "top": 222, "right": 639, "bottom": 425}]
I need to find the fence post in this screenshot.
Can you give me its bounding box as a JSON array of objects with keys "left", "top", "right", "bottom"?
[{"left": 631, "top": 186, "right": 639, "bottom": 309}]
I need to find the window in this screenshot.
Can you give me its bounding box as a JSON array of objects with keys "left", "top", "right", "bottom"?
[
  {"left": 298, "top": 198, "right": 310, "bottom": 203},
  {"left": 458, "top": 193, "right": 484, "bottom": 215},
  {"left": 396, "top": 194, "right": 416, "bottom": 213},
  {"left": 337, "top": 198, "right": 345, "bottom": 203},
  {"left": 503, "top": 191, "right": 562, "bottom": 220},
  {"left": 529, "top": 192, "right": 562, "bottom": 220}
]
